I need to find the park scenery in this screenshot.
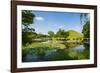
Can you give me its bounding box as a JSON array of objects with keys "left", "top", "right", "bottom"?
[{"left": 22, "top": 10, "right": 90, "bottom": 62}]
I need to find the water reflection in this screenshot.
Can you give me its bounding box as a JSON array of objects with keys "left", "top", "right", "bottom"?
[{"left": 22, "top": 42, "right": 90, "bottom": 62}]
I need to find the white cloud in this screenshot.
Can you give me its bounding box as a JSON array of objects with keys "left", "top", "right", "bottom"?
[{"left": 35, "top": 16, "right": 44, "bottom": 21}]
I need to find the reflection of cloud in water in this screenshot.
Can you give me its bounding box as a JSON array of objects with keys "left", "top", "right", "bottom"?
[{"left": 71, "top": 45, "right": 85, "bottom": 52}]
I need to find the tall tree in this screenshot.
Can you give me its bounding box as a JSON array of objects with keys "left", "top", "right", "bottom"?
[
  {"left": 56, "top": 29, "right": 69, "bottom": 38},
  {"left": 48, "top": 31, "right": 55, "bottom": 37},
  {"left": 80, "top": 13, "right": 89, "bottom": 25},
  {"left": 82, "top": 21, "right": 90, "bottom": 38},
  {"left": 80, "top": 13, "right": 90, "bottom": 39},
  {"left": 22, "top": 10, "right": 35, "bottom": 26},
  {"left": 22, "top": 10, "right": 36, "bottom": 45}
]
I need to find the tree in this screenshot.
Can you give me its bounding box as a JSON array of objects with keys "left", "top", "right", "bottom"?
[
  {"left": 48, "top": 31, "right": 55, "bottom": 37},
  {"left": 56, "top": 29, "right": 69, "bottom": 40},
  {"left": 22, "top": 10, "right": 36, "bottom": 45},
  {"left": 80, "top": 13, "right": 90, "bottom": 39},
  {"left": 82, "top": 21, "right": 90, "bottom": 38},
  {"left": 22, "top": 10, "right": 35, "bottom": 26},
  {"left": 56, "top": 29, "right": 68, "bottom": 37},
  {"left": 80, "top": 13, "right": 89, "bottom": 25}
]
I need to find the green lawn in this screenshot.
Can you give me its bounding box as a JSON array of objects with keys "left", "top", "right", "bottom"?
[{"left": 23, "top": 42, "right": 66, "bottom": 49}]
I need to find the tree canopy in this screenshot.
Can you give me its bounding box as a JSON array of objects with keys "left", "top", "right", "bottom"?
[
  {"left": 82, "top": 21, "right": 90, "bottom": 38},
  {"left": 56, "top": 29, "right": 69, "bottom": 38},
  {"left": 80, "top": 13, "right": 90, "bottom": 39},
  {"left": 48, "top": 31, "right": 55, "bottom": 37},
  {"left": 22, "top": 10, "right": 35, "bottom": 26},
  {"left": 22, "top": 10, "right": 36, "bottom": 45}
]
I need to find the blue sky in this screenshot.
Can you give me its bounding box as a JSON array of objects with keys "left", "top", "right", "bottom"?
[{"left": 32, "top": 11, "right": 85, "bottom": 34}]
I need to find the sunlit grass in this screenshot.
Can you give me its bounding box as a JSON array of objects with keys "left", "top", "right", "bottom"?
[{"left": 23, "top": 43, "right": 66, "bottom": 49}]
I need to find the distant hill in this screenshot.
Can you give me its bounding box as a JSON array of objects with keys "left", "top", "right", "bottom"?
[{"left": 66, "top": 30, "right": 83, "bottom": 40}]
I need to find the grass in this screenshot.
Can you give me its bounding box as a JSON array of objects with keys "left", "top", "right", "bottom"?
[{"left": 23, "top": 42, "right": 66, "bottom": 49}]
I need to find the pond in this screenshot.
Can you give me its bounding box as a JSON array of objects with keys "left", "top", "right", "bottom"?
[{"left": 22, "top": 42, "right": 90, "bottom": 62}]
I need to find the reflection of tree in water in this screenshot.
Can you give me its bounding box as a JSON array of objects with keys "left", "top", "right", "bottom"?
[
  {"left": 63, "top": 42, "right": 82, "bottom": 48},
  {"left": 83, "top": 43, "right": 90, "bottom": 59},
  {"left": 22, "top": 43, "right": 90, "bottom": 62}
]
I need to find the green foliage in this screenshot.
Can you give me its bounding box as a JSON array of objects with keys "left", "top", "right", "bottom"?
[
  {"left": 80, "top": 13, "right": 90, "bottom": 39},
  {"left": 48, "top": 31, "right": 55, "bottom": 37},
  {"left": 56, "top": 28, "right": 69, "bottom": 38},
  {"left": 82, "top": 21, "right": 90, "bottom": 38},
  {"left": 80, "top": 13, "right": 89, "bottom": 25},
  {"left": 22, "top": 48, "right": 30, "bottom": 57},
  {"left": 22, "top": 32, "right": 37, "bottom": 45},
  {"left": 68, "top": 49, "right": 87, "bottom": 59},
  {"left": 22, "top": 10, "right": 36, "bottom": 45},
  {"left": 22, "top": 10, "right": 35, "bottom": 26},
  {"left": 22, "top": 27, "right": 35, "bottom": 32}
]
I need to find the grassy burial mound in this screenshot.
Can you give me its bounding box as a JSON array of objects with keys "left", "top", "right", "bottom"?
[{"left": 66, "top": 30, "right": 83, "bottom": 41}]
